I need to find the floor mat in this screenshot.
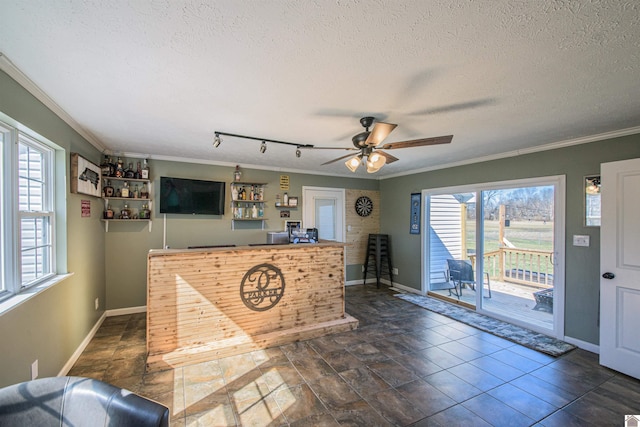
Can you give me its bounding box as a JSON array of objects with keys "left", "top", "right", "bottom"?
[{"left": 395, "top": 293, "right": 576, "bottom": 357}]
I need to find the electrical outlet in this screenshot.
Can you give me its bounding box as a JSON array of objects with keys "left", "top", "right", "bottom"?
[
  {"left": 31, "top": 360, "right": 38, "bottom": 380},
  {"left": 94, "top": 297, "right": 99, "bottom": 310},
  {"left": 392, "top": 268, "right": 399, "bottom": 275}
]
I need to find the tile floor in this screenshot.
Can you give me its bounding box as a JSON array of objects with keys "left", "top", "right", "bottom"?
[{"left": 69, "top": 285, "right": 640, "bottom": 426}]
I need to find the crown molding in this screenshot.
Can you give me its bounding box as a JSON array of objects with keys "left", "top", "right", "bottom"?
[
  {"left": 0, "top": 52, "right": 106, "bottom": 153},
  {"left": 380, "top": 126, "right": 640, "bottom": 180}
]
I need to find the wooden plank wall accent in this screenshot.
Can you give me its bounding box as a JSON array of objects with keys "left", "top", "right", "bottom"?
[
  {"left": 345, "top": 189, "right": 380, "bottom": 265},
  {"left": 146, "top": 244, "right": 358, "bottom": 370}
]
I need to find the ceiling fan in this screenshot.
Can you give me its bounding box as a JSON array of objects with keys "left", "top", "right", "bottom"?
[{"left": 319, "top": 116, "right": 453, "bottom": 173}]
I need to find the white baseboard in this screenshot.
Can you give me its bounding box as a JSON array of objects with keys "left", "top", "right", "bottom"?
[
  {"left": 564, "top": 336, "right": 599, "bottom": 354},
  {"left": 58, "top": 312, "right": 106, "bottom": 377},
  {"left": 106, "top": 306, "right": 146, "bottom": 316},
  {"left": 345, "top": 278, "right": 378, "bottom": 286}
]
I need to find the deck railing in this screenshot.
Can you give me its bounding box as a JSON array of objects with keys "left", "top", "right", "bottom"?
[{"left": 470, "top": 248, "right": 553, "bottom": 288}]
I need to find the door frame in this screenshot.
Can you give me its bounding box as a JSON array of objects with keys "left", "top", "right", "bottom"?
[
  {"left": 421, "top": 175, "right": 566, "bottom": 338},
  {"left": 301, "top": 186, "right": 345, "bottom": 242}
]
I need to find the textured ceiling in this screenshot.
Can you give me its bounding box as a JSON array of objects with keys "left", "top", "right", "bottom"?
[{"left": 1, "top": 0, "right": 639, "bottom": 178}]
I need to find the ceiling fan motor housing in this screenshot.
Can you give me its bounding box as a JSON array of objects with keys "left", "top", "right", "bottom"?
[{"left": 352, "top": 116, "right": 376, "bottom": 148}]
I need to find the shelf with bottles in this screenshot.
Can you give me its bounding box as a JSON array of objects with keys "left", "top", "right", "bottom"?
[
  {"left": 230, "top": 182, "right": 267, "bottom": 203},
  {"left": 100, "top": 154, "right": 151, "bottom": 181},
  {"left": 274, "top": 193, "right": 298, "bottom": 208}
]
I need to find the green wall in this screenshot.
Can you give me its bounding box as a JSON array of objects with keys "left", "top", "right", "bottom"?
[
  {"left": 380, "top": 135, "right": 640, "bottom": 346},
  {"left": 0, "top": 70, "right": 105, "bottom": 387},
  {"left": 105, "top": 160, "right": 378, "bottom": 309}
]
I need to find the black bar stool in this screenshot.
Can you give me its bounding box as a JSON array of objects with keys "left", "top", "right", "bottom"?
[{"left": 363, "top": 234, "right": 393, "bottom": 288}]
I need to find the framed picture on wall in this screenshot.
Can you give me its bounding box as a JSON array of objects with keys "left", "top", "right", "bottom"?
[{"left": 71, "top": 153, "right": 102, "bottom": 197}]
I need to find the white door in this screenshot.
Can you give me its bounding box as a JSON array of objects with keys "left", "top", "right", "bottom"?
[
  {"left": 600, "top": 158, "right": 640, "bottom": 379},
  {"left": 302, "top": 187, "right": 345, "bottom": 242}
]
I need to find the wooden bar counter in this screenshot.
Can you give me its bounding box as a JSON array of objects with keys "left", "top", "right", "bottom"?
[{"left": 146, "top": 243, "right": 358, "bottom": 371}]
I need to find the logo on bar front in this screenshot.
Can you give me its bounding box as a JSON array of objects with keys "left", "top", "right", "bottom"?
[{"left": 240, "top": 264, "right": 285, "bottom": 311}]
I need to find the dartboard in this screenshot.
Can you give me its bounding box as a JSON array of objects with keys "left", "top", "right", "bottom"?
[{"left": 355, "top": 196, "right": 373, "bottom": 217}]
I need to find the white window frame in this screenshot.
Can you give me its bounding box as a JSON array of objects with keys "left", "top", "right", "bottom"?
[{"left": 1, "top": 120, "right": 56, "bottom": 301}]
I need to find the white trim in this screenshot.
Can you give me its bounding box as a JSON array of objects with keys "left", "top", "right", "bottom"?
[
  {"left": 0, "top": 53, "right": 106, "bottom": 153},
  {"left": 346, "top": 278, "right": 379, "bottom": 286},
  {"left": 421, "top": 175, "right": 566, "bottom": 339},
  {"left": 381, "top": 126, "right": 640, "bottom": 180},
  {"left": 106, "top": 305, "right": 146, "bottom": 317},
  {"left": 57, "top": 312, "right": 106, "bottom": 376},
  {"left": 564, "top": 336, "right": 599, "bottom": 354}
]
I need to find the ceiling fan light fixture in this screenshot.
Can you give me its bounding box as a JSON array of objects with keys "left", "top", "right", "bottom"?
[{"left": 345, "top": 155, "right": 362, "bottom": 172}]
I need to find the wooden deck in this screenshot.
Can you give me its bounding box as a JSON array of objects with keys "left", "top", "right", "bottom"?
[{"left": 429, "top": 280, "right": 553, "bottom": 330}]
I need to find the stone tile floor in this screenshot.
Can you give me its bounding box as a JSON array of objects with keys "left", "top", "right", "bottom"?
[{"left": 69, "top": 285, "right": 640, "bottom": 426}]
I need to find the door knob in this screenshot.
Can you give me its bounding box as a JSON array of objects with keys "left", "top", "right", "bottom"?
[{"left": 602, "top": 272, "right": 615, "bottom": 279}]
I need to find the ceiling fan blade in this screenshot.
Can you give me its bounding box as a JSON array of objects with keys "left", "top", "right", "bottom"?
[
  {"left": 364, "top": 122, "right": 397, "bottom": 146},
  {"left": 376, "top": 150, "right": 399, "bottom": 164},
  {"left": 380, "top": 135, "right": 453, "bottom": 150},
  {"left": 321, "top": 152, "right": 359, "bottom": 165}
]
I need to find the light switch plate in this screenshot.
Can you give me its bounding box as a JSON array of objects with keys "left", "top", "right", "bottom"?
[{"left": 573, "top": 235, "right": 590, "bottom": 247}]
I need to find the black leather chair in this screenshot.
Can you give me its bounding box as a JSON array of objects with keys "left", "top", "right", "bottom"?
[{"left": 0, "top": 376, "right": 169, "bottom": 427}]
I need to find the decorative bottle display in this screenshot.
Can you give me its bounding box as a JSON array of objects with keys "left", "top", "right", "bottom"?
[
  {"left": 234, "top": 165, "right": 242, "bottom": 182},
  {"left": 140, "top": 183, "right": 149, "bottom": 199},
  {"left": 121, "top": 181, "right": 130, "bottom": 198},
  {"left": 103, "top": 180, "right": 115, "bottom": 197},
  {"left": 251, "top": 204, "right": 258, "bottom": 218},
  {"left": 141, "top": 159, "right": 150, "bottom": 179},
  {"left": 283, "top": 192, "right": 289, "bottom": 206},
  {"left": 101, "top": 155, "right": 113, "bottom": 177},
  {"left": 124, "top": 162, "right": 135, "bottom": 178},
  {"left": 119, "top": 204, "right": 131, "bottom": 219},
  {"left": 115, "top": 157, "right": 125, "bottom": 178}
]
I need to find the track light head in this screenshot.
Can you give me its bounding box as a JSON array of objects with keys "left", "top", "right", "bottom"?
[
  {"left": 296, "top": 147, "right": 301, "bottom": 158},
  {"left": 260, "top": 141, "right": 267, "bottom": 154},
  {"left": 213, "top": 133, "right": 222, "bottom": 148}
]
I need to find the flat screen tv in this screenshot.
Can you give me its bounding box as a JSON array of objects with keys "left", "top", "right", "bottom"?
[{"left": 159, "top": 176, "right": 225, "bottom": 215}]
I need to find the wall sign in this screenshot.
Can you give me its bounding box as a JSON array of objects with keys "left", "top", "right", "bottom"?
[
  {"left": 410, "top": 193, "right": 421, "bottom": 234},
  {"left": 81, "top": 199, "right": 91, "bottom": 217},
  {"left": 70, "top": 153, "right": 101, "bottom": 197},
  {"left": 279, "top": 175, "right": 290, "bottom": 190},
  {"left": 240, "top": 263, "right": 286, "bottom": 311}
]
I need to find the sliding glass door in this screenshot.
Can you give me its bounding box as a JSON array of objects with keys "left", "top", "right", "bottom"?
[{"left": 424, "top": 177, "right": 565, "bottom": 337}]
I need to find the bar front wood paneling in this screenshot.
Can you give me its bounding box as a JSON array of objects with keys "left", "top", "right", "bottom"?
[{"left": 146, "top": 243, "right": 358, "bottom": 371}]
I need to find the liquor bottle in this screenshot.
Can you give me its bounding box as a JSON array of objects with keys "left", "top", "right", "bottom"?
[
  {"left": 258, "top": 206, "right": 264, "bottom": 217},
  {"left": 121, "top": 181, "right": 130, "bottom": 198},
  {"left": 124, "top": 162, "right": 135, "bottom": 178},
  {"left": 140, "top": 183, "right": 149, "bottom": 199},
  {"left": 140, "top": 204, "right": 150, "bottom": 219},
  {"left": 135, "top": 162, "right": 142, "bottom": 179},
  {"left": 251, "top": 204, "right": 258, "bottom": 218},
  {"left": 100, "top": 155, "right": 112, "bottom": 177},
  {"left": 133, "top": 184, "right": 139, "bottom": 199},
  {"left": 115, "top": 157, "right": 125, "bottom": 178},
  {"left": 120, "top": 204, "right": 131, "bottom": 219},
  {"left": 259, "top": 187, "right": 264, "bottom": 201},
  {"left": 103, "top": 180, "right": 115, "bottom": 198},
  {"left": 250, "top": 185, "right": 255, "bottom": 201},
  {"left": 234, "top": 165, "right": 241, "bottom": 182},
  {"left": 231, "top": 185, "right": 239, "bottom": 201},
  {"left": 104, "top": 207, "right": 114, "bottom": 219},
  {"left": 141, "top": 159, "right": 150, "bottom": 179}
]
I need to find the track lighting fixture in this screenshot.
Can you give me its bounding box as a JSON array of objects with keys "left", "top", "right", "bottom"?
[{"left": 212, "top": 131, "right": 312, "bottom": 158}]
